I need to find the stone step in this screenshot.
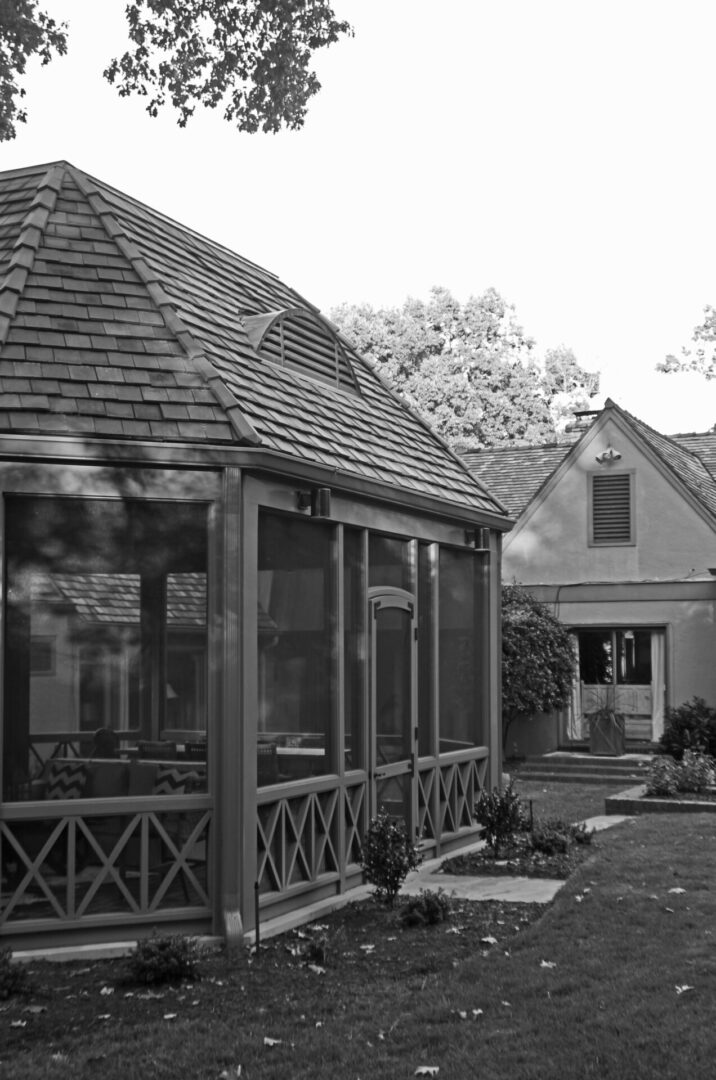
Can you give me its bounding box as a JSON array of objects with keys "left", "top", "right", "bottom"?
[
  {"left": 519, "top": 759, "right": 649, "bottom": 776},
  {"left": 513, "top": 769, "right": 642, "bottom": 786}
]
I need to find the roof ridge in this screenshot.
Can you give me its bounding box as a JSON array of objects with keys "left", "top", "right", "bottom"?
[
  {"left": 0, "top": 162, "right": 66, "bottom": 351},
  {"left": 67, "top": 165, "right": 261, "bottom": 448},
  {"left": 605, "top": 399, "right": 716, "bottom": 522}
]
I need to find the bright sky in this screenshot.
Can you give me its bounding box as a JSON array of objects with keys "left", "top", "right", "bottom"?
[{"left": 4, "top": 0, "right": 716, "bottom": 434}]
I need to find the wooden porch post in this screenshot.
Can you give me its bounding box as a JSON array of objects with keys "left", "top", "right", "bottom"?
[{"left": 218, "top": 467, "right": 244, "bottom": 945}]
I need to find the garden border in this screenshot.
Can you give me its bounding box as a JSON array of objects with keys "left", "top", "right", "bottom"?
[{"left": 606, "top": 784, "right": 716, "bottom": 815}]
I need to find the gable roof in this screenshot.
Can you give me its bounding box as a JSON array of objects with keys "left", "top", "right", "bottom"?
[
  {"left": 463, "top": 400, "right": 716, "bottom": 524},
  {"left": 0, "top": 161, "right": 505, "bottom": 520},
  {"left": 461, "top": 443, "right": 572, "bottom": 517}
]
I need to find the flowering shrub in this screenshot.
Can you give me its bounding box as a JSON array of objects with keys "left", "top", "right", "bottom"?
[
  {"left": 675, "top": 749, "right": 715, "bottom": 794},
  {"left": 645, "top": 756, "right": 680, "bottom": 796},
  {"left": 659, "top": 697, "right": 716, "bottom": 760},
  {"left": 645, "top": 752, "right": 715, "bottom": 797}
]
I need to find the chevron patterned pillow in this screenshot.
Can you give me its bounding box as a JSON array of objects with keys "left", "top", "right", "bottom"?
[
  {"left": 45, "top": 760, "right": 87, "bottom": 800},
  {"left": 153, "top": 767, "right": 203, "bottom": 796}
]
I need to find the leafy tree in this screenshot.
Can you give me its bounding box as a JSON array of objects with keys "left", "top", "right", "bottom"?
[
  {"left": 331, "top": 287, "right": 599, "bottom": 449},
  {"left": 0, "top": 0, "right": 351, "bottom": 141},
  {"left": 543, "top": 345, "right": 600, "bottom": 436},
  {"left": 0, "top": 0, "right": 67, "bottom": 141},
  {"left": 501, "top": 584, "right": 576, "bottom": 751},
  {"left": 657, "top": 305, "right": 716, "bottom": 382}
]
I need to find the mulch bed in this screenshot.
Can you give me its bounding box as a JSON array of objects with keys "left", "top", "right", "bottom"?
[
  {"left": 0, "top": 898, "right": 544, "bottom": 1057},
  {"left": 440, "top": 832, "right": 594, "bottom": 880}
]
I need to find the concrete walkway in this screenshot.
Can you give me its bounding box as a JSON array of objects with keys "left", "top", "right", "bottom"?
[{"left": 400, "top": 812, "right": 633, "bottom": 905}]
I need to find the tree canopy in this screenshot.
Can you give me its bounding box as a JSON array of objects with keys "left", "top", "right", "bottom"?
[
  {"left": 657, "top": 305, "right": 716, "bottom": 382},
  {"left": 501, "top": 584, "right": 576, "bottom": 751},
  {"left": 0, "top": 0, "right": 351, "bottom": 141},
  {"left": 331, "top": 287, "right": 599, "bottom": 449},
  {"left": 0, "top": 0, "right": 67, "bottom": 141}
]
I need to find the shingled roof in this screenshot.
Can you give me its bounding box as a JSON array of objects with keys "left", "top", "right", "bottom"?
[
  {"left": 0, "top": 161, "right": 505, "bottom": 519},
  {"left": 463, "top": 400, "right": 716, "bottom": 522},
  {"left": 461, "top": 443, "right": 571, "bottom": 518}
]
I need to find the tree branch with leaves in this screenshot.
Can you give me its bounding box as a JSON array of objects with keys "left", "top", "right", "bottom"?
[
  {"left": 0, "top": 0, "right": 67, "bottom": 141},
  {"left": 657, "top": 305, "right": 716, "bottom": 382},
  {"left": 0, "top": 0, "right": 351, "bottom": 141}
]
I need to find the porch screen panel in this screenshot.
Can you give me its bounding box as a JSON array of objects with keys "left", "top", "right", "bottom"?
[
  {"left": 343, "top": 528, "right": 365, "bottom": 771},
  {"left": 368, "top": 535, "right": 411, "bottom": 591},
  {"left": 257, "top": 513, "right": 335, "bottom": 784},
  {"left": 418, "top": 543, "right": 435, "bottom": 757},
  {"left": 438, "top": 549, "right": 482, "bottom": 750},
  {"left": 3, "top": 497, "right": 208, "bottom": 802}
]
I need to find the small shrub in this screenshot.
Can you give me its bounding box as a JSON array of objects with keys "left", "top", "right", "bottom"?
[
  {"left": 676, "top": 749, "right": 715, "bottom": 794},
  {"left": 645, "top": 755, "right": 679, "bottom": 797},
  {"left": 360, "top": 810, "right": 421, "bottom": 906},
  {"left": 570, "top": 821, "right": 594, "bottom": 846},
  {"left": 530, "top": 818, "right": 570, "bottom": 855},
  {"left": 659, "top": 697, "right": 716, "bottom": 760},
  {"left": 529, "top": 818, "right": 594, "bottom": 856},
  {"left": 399, "top": 888, "right": 452, "bottom": 927},
  {"left": 124, "top": 933, "right": 202, "bottom": 986},
  {"left": 475, "top": 781, "right": 526, "bottom": 858},
  {"left": 0, "top": 947, "right": 27, "bottom": 1000}
]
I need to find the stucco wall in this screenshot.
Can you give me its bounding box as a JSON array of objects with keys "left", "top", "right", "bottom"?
[{"left": 504, "top": 416, "right": 716, "bottom": 585}]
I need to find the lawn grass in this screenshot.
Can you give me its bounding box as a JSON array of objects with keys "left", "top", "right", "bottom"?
[
  {"left": 512, "top": 777, "right": 631, "bottom": 824},
  {"left": 3, "top": 808, "right": 716, "bottom": 1079}
]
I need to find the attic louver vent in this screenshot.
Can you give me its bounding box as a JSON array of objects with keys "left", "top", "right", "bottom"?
[
  {"left": 591, "top": 473, "right": 633, "bottom": 545},
  {"left": 243, "top": 308, "right": 359, "bottom": 393}
]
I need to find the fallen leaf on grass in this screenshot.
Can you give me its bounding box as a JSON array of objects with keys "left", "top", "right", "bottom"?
[
  {"left": 264, "top": 1036, "right": 282, "bottom": 1047},
  {"left": 675, "top": 985, "right": 694, "bottom": 995}
]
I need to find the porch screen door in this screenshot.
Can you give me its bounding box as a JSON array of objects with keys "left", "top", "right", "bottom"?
[{"left": 369, "top": 588, "right": 417, "bottom": 835}]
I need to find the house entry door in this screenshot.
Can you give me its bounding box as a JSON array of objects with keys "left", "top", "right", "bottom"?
[{"left": 368, "top": 588, "right": 418, "bottom": 836}]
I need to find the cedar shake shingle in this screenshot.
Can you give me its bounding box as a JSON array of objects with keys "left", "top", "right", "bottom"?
[{"left": 0, "top": 161, "right": 505, "bottom": 516}]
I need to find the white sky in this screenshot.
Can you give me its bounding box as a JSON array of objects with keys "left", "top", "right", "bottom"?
[{"left": 4, "top": 0, "right": 716, "bottom": 434}]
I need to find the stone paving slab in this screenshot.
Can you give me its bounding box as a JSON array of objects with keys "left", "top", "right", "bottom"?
[
  {"left": 583, "top": 813, "right": 634, "bottom": 831},
  {"left": 401, "top": 871, "right": 565, "bottom": 903}
]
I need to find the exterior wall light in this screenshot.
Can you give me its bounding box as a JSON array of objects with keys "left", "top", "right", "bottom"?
[
  {"left": 595, "top": 446, "right": 622, "bottom": 464},
  {"left": 296, "top": 488, "right": 331, "bottom": 518}
]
